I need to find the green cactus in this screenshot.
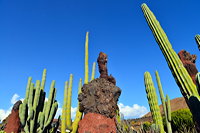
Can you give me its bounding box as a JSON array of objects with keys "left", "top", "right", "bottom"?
[
  {"left": 144, "top": 72, "right": 164, "bottom": 133},
  {"left": 61, "top": 81, "right": 68, "bottom": 133},
  {"left": 71, "top": 78, "right": 82, "bottom": 133},
  {"left": 195, "top": 35, "right": 200, "bottom": 50},
  {"left": 141, "top": 3, "right": 200, "bottom": 131},
  {"left": 19, "top": 69, "right": 58, "bottom": 133},
  {"left": 85, "top": 32, "right": 89, "bottom": 84},
  {"left": 155, "top": 71, "right": 172, "bottom": 133},
  {"left": 90, "top": 62, "right": 96, "bottom": 81},
  {"left": 66, "top": 74, "right": 73, "bottom": 131}
]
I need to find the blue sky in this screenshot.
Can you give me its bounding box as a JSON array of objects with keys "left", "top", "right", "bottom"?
[{"left": 1, "top": 0, "right": 200, "bottom": 120}]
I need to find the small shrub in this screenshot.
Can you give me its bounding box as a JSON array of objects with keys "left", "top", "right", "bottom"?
[{"left": 163, "top": 108, "right": 195, "bottom": 132}]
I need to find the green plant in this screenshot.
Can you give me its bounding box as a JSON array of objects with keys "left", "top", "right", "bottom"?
[
  {"left": 144, "top": 72, "right": 164, "bottom": 133},
  {"left": 170, "top": 109, "right": 195, "bottom": 132},
  {"left": 60, "top": 32, "right": 96, "bottom": 133},
  {"left": 195, "top": 35, "right": 200, "bottom": 50},
  {"left": 155, "top": 71, "right": 172, "bottom": 133},
  {"left": 141, "top": 3, "right": 200, "bottom": 132},
  {"left": 19, "top": 69, "right": 58, "bottom": 133},
  {"left": 142, "top": 121, "right": 151, "bottom": 131}
]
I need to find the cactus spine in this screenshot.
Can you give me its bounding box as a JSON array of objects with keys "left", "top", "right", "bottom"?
[
  {"left": 195, "top": 35, "right": 200, "bottom": 50},
  {"left": 144, "top": 72, "right": 164, "bottom": 133},
  {"left": 141, "top": 3, "right": 200, "bottom": 131},
  {"left": 19, "top": 69, "right": 58, "bottom": 133},
  {"left": 155, "top": 71, "right": 172, "bottom": 133}
]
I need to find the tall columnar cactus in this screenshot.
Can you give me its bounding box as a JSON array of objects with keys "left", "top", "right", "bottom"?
[
  {"left": 90, "top": 62, "right": 96, "bottom": 81},
  {"left": 195, "top": 35, "right": 200, "bottom": 50},
  {"left": 85, "top": 32, "right": 89, "bottom": 84},
  {"left": 155, "top": 71, "right": 172, "bottom": 133},
  {"left": 19, "top": 69, "right": 58, "bottom": 133},
  {"left": 72, "top": 78, "right": 82, "bottom": 133},
  {"left": 66, "top": 74, "right": 73, "bottom": 131},
  {"left": 141, "top": 3, "right": 200, "bottom": 131},
  {"left": 61, "top": 81, "right": 68, "bottom": 133},
  {"left": 144, "top": 72, "right": 164, "bottom": 133}
]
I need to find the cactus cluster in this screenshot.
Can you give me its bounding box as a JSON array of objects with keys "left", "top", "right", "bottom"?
[
  {"left": 19, "top": 69, "right": 58, "bottom": 133},
  {"left": 141, "top": 3, "right": 200, "bottom": 132}
]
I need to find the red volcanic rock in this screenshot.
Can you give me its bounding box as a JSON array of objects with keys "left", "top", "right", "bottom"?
[
  {"left": 178, "top": 50, "right": 198, "bottom": 85},
  {"left": 78, "top": 113, "right": 116, "bottom": 133},
  {"left": 4, "top": 100, "right": 22, "bottom": 133}
]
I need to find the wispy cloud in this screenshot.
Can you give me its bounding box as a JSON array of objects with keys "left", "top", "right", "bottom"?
[
  {"left": 118, "top": 103, "right": 148, "bottom": 119},
  {"left": 0, "top": 93, "right": 21, "bottom": 122},
  {"left": 11, "top": 94, "right": 20, "bottom": 104},
  {"left": 0, "top": 107, "right": 12, "bottom": 122}
]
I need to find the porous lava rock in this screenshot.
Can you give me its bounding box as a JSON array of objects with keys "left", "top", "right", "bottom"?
[
  {"left": 4, "top": 100, "right": 22, "bottom": 133},
  {"left": 178, "top": 50, "right": 198, "bottom": 85},
  {"left": 78, "top": 78, "right": 121, "bottom": 118},
  {"left": 97, "top": 52, "right": 116, "bottom": 85},
  {"left": 78, "top": 113, "right": 116, "bottom": 133}
]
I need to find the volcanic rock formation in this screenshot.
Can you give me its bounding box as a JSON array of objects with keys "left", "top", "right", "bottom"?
[
  {"left": 178, "top": 50, "right": 198, "bottom": 85},
  {"left": 78, "top": 52, "right": 121, "bottom": 133},
  {"left": 4, "top": 100, "right": 22, "bottom": 133},
  {"left": 78, "top": 78, "right": 121, "bottom": 118}
]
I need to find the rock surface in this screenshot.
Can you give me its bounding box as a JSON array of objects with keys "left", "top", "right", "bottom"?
[
  {"left": 97, "top": 52, "right": 116, "bottom": 85},
  {"left": 78, "top": 78, "right": 121, "bottom": 118},
  {"left": 4, "top": 100, "right": 22, "bottom": 133},
  {"left": 78, "top": 113, "right": 116, "bottom": 133},
  {"left": 178, "top": 50, "right": 198, "bottom": 85}
]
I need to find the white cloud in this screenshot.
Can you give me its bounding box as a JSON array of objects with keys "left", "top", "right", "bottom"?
[
  {"left": 118, "top": 103, "right": 148, "bottom": 119},
  {"left": 0, "top": 94, "right": 21, "bottom": 122},
  {"left": 0, "top": 107, "right": 12, "bottom": 122},
  {"left": 11, "top": 94, "right": 20, "bottom": 104}
]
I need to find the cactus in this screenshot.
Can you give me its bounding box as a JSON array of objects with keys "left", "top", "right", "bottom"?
[
  {"left": 141, "top": 3, "right": 200, "bottom": 131},
  {"left": 90, "top": 62, "right": 96, "bottom": 81},
  {"left": 19, "top": 69, "right": 58, "bottom": 133},
  {"left": 66, "top": 74, "right": 73, "bottom": 131},
  {"left": 61, "top": 81, "right": 68, "bottom": 133},
  {"left": 144, "top": 72, "right": 164, "bottom": 133},
  {"left": 71, "top": 78, "right": 82, "bottom": 133},
  {"left": 85, "top": 32, "right": 89, "bottom": 84},
  {"left": 155, "top": 71, "right": 172, "bottom": 133},
  {"left": 195, "top": 35, "right": 200, "bottom": 50}
]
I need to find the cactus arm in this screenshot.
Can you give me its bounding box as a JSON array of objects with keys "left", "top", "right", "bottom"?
[
  {"left": 144, "top": 72, "right": 164, "bottom": 133},
  {"left": 90, "top": 62, "right": 96, "bottom": 81},
  {"left": 166, "top": 95, "right": 171, "bottom": 121},
  {"left": 44, "top": 80, "right": 56, "bottom": 123},
  {"left": 155, "top": 71, "right": 172, "bottom": 133},
  {"left": 25, "top": 77, "right": 32, "bottom": 99},
  {"left": 28, "top": 83, "right": 34, "bottom": 108},
  {"left": 85, "top": 32, "right": 89, "bottom": 84},
  {"left": 195, "top": 35, "right": 200, "bottom": 50},
  {"left": 61, "top": 81, "right": 68, "bottom": 133},
  {"left": 44, "top": 102, "right": 58, "bottom": 128},
  {"left": 72, "top": 78, "right": 83, "bottom": 133},
  {"left": 66, "top": 74, "right": 73, "bottom": 131},
  {"left": 40, "top": 69, "right": 46, "bottom": 90},
  {"left": 19, "top": 99, "right": 28, "bottom": 127},
  {"left": 141, "top": 3, "right": 198, "bottom": 100}
]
